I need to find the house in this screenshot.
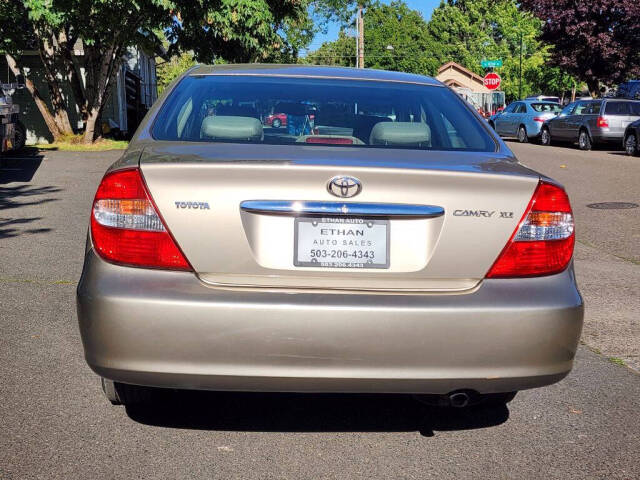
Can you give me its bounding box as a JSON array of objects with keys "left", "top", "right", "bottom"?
[
  {"left": 0, "top": 44, "right": 158, "bottom": 144},
  {"left": 436, "top": 61, "right": 505, "bottom": 115},
  {"left": 436, "top": 61, "right": 492, "bottom": 93}
]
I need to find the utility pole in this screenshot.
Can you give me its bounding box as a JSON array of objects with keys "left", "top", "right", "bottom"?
[
  {"left": 358, "top": 4, "right": 364, "bottom": 69},
  {"left": 355, "top": 16, "right": 359, "bottom": 67},
  {"left": 518, "top": 30, "right": 523, "bottom": 99}
]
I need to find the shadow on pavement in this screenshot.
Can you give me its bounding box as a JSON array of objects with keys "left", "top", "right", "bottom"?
[
  {"left": 0, "top": 183, "right": 60, "bottom": 238},
  {"left": 126, "top": 391, "right": 509, "bottom": 436},
  {"left": 0, "top": 148, "right": 45, "bottom": 184}
]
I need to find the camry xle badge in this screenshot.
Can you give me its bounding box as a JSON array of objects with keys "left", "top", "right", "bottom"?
[{"left": 327, "top": 176, "right": 362, "bottom": 198}]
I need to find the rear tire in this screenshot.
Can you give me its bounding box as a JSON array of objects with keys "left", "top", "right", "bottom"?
[
  {"left": 517, "top": 125, "right": 528, "bottom": 143},
  {"left": 625, "top": 133, "right": 638, "bottom": 156},
  {"left": 101, "top": 378, "right": 155, "bottom": 405},
  {"left": 578, "top": 129, "right": 592, "bottom": 151},
  {"left": 540, "top": 127, "right": 552, "bottom": 146}
]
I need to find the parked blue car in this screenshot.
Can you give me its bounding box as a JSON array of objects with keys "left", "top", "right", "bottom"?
[{"left": 489, "top": 100, "right": 562, "bottom": 143}]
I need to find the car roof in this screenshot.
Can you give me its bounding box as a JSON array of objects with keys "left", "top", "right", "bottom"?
[
  {"left": 522, "top": 100, "right": 560, "bottom": 105},
  {"left": 602, "top": 98, "right": 640, "bottom": 102},
  {"left": 188, "top": 64, "right": 443, "bottom": 87}
]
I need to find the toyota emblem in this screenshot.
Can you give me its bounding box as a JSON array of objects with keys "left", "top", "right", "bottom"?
[{"left": 327, "top": 176, "right": 362, "bottom": 198}]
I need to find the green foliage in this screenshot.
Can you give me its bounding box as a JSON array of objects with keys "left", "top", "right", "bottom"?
[
  {"left": 427, "top": 0, "right": 561, "bottom": 100},
  {"left": 157, "top": 52, "right": 197, "bottom": 94},
  {"left": 306, "top": 1, "right": 438, "bottom": 74},
  {"left": 304, "top": 30, "right": 356, "bottom": 66},
  {"left": 307, "top": 0, "right": 580, "bottom": 101},
  {"left": 363, "top": 1, "right": 440, "bottom": 75}
]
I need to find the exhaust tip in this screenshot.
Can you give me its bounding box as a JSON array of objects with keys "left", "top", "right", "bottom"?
[{"left": 448, "top": 391, "right": 471, "bottom": 408}]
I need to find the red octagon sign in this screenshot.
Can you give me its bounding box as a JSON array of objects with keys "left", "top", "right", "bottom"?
[{"left": 483, "top": 72, "right": 501, "bottom": 90}]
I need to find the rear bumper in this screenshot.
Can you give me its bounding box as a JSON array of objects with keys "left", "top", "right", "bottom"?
[
  {"left": 77, "top": 250, "right": 583, "bottom": 394},
  {"left": 591, "top": 130, "right": 623, "bottom": 143},
  {"left": 525, "top": 122, "right": 543, "bottom": 138}
]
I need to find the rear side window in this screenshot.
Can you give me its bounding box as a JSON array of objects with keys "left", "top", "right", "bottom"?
[
  {"left": 584, "top": 103, "right": 601, "bottom": 115},
  {"left": 531, "top": 103, "right": 561, "bottom": 113},
  {"left": 605, "top": 101, "right": 630, "bottom": 115},
  {"left": 574, "top": 102, "right": 594, "bottom": 115},
  {"left": 631, "top": 102, "right": 640, "bottom": 116},
  {"left": 153, "top": 75, "right": 496, "bottom": 152}
]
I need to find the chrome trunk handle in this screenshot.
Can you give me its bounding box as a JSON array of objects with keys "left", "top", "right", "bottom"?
[{"left": 240, "top": 200, "right": 445, "bottom": 218}]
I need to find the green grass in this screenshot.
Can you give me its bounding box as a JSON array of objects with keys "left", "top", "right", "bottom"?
[
  {"left": 608, "top": 356, "right": 626, "bottom": 366},
  {"left": 35, "top": 135, "right": 128, "bottom": 151}
]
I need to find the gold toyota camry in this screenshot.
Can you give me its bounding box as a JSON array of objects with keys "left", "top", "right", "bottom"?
[{"left": 77, "top": 64, "right": 583, "bottom": 408}]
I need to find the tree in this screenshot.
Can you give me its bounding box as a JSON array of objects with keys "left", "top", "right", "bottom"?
[
  {"left": 362, "top": 1, "right": 440, "bottom": 75},
  {"left": 520, "top": 0, "right": 640, "bottom": 97},
  {"left": 305, "top": 30, "right": 357, "bottom": 67},
  {"left": 424, "top": 0, "right": 580, "bottom": 101},
  {"left": 1, "top": 0, "right": 317, "bottom": 143},
  {"left": 306, "top": 1, "right": 439, "bottom": 75},
  {"left": 156, "top": 52, "right": 197, "bottom": 95}
]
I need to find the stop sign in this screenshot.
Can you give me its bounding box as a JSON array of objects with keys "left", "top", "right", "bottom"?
[{"left": 483, "top": 72, "right": 501, "bottom": 90}]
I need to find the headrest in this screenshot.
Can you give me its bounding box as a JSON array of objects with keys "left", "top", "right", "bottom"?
[
  {"left": 201, "top": 116, "right": 263, "bottom": 141},
  {"left": 274, "top": 102, "right": 307, "bottom": 116},
  {"left": 369, "top": 122, "right": 431, "bottom": 146}
]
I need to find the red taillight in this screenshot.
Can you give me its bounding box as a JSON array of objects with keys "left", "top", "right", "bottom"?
[
  {"left": 90, "top": 168, "right": 191, "bottom": 270},
  {"left": 597, "top": 116, "right": 609, "bottom": 128},
  {"left": 486, "top": 181, "right": 574, "bottom": 278},
  {"left": 533, "top": 117, "right": 545, "bottom": 123}
]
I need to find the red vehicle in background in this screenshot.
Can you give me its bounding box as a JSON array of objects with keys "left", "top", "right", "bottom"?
[{"left": 265, "top": 112, "right": 288, "bottom": 128}]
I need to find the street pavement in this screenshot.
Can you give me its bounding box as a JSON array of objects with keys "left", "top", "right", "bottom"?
[{"left": 1, "top": 144, "right": 639, "bottom": 479}]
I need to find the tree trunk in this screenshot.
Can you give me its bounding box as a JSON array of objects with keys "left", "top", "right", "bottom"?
[
  {"left": 83, "top": 106, "right": 102, "bottom": 144},
  {"left": 35, "top": 31, "right": 74, "bottom": 136},
  {"left": 5, "top": 53, "right": 64, "bottom": 141},
  {"left": 82, "top": 44, "right": 122, "bottom": 143},
  {"left": 58, "top": 30, "right": 88, "bottom": 127}
]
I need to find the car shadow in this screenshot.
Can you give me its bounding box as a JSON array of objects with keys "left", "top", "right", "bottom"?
[
  {"left": 0, "top": 148, "right": 45, "bottom": 184},
  {"left": 125, "top": 391, "right": 509, "bottom": 436}
]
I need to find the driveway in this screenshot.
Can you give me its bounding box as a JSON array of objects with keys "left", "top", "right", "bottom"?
[{"left": 1, "top": 146, "right": 639, "bottom": 479}]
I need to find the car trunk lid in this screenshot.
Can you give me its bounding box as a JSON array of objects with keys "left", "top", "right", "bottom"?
[{"left": 139, "top": 142, "right": 539, "bottom": 292}]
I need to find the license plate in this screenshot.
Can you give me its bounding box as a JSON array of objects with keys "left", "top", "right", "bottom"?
[{"left": 294, "top": 217, "right": 389, "bottom": 269}]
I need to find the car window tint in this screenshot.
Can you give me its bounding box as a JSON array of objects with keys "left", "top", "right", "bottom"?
[
  {"left": 574, "top": 102, "right": 592, "bottom": 115},
  {"left": 582, "top": 102, "right": 600, "bottom": 115},
  {"left": 515, "top": 103, "right": 527, "bottom": 113},
  {"left": 153, "top": 76, "right": 496, "bottom": 152},
  {"left": 605, "top": 101, "right": 630, "bottom": 115},
  {"left": 531, "top": 103, "right": 562, "bottom": 113},
  {"left": 630, "top": 102, "right": 640, "bottom": 116},
  {"left": 560, "top": 103, "right": 575, "bottom": 116}
]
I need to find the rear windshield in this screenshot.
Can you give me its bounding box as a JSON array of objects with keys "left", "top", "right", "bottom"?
[
  {"left": 152, "top": 75, "right": 496, "bottom": 152},
  {"left": 605, "top": 101, "right": 640, "bottom": 115},
  {"left": 531, "top": 103, "right": 561, "bottom": 113}
]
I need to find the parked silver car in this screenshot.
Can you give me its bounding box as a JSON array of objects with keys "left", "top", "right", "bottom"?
[
  {"left": 489, "top": 100, "right": 561, "bottom": 143},
  {"left": 540, "top": 98, "right": 640, "bottom": 150},
  {"left": 77, "top": 65, "right": 583, "bottom": 408}
]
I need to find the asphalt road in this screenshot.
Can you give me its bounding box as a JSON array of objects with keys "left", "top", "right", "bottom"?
[{"left": 1, "top": 144, "right": 639, "bottom": 479}]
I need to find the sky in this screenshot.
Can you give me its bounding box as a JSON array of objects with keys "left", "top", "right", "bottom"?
[{"left": 302, "top": 0, "right": 442, "bottom": 55}]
